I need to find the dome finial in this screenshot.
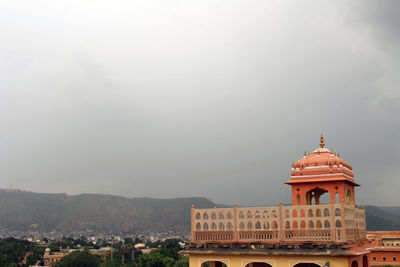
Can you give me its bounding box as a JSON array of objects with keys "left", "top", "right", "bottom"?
[{"left": 320, "top": 134, "right": 325, "bottom": 148}]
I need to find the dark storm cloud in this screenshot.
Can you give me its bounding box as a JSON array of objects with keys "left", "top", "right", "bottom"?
[
  {"left": 348, "top": 0, "right": 400, "bottom": 43},
  {"left": 0, "top": 1, "right": 399, "bottom": 206}
]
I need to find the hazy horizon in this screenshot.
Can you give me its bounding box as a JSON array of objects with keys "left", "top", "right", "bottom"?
[{"left": 1, "top": 0, "right": 399, "bottom": 206}]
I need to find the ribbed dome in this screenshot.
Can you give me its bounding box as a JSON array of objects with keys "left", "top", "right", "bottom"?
[{"left": 290, "top": 135, "right": 353, "bottom": 178}]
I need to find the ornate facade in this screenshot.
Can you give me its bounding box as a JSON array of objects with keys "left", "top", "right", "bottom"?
[{"left": 183, "top": 136, "right": 374, "bottom": 267}]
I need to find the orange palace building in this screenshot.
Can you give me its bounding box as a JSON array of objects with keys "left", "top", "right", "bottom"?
[{"left": 182, "top": 135, "right": 400, "bottom": 267}]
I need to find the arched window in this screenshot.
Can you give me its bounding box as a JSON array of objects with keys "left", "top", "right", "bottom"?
[
  {"left": 264, "top": 222, "right": 270, "bottom": 229},
  {"left": 293, "top": 221, "right": 298, "bottom": 229},
  {"left": 226, "top": 212, "right": 233, "bottom": 219},
  {"left": 335, "top": 192, "right": 339, "bottom": 203},
  {"left": 247, "top": 222, "right": 253, "bottom": 230},
  {"left": 301, "top": 221, "right": 306, "bottom": 229},
  {"left": 336, "top": 220, "right": 342, "bottom": 228},
  {"left": 272, "top": 221, "right": 278, "bottom": 229},
  {"left": 308, "top": 209, "right": 314, "bottom": 217},
  {"left": 308, "top": 221, "right": 314, "bottom": 228},
  {"left": 335, "top": 208, "right": 341, "bottom": 216},
  {"left": 296, "top": 194, "right": 301, "bottom": 205},
  {"left": 196, "top": 213, "right": 201, "bottom": 220},
  {"left": 323, "top": 208, "right": 330, "bottom": 217},
  {"left": 227, "top": 222, "right": 233, "bottom": 230},
  {"left": 203, "top": 213, "right": 208, "bottom": 220},
  {"left": 218, "top": 212, "right": 224, "bottom": 220},
  {"left": 292, "top": 210, "right": 298, "bottom": 218},
  {"left": 324, "top": 220, "right": 330, "bottom": 228},
  {"left": 316, "top": 220, "right": 322, "bottom": 228},
  {"left": 255, "top": 221, "right": 261, "bottom": 229},
  {"left": 301, "top": 209, "right": 306, "bottom": 217},
  {"left": 219, "top": 223, "right": 225, "bottom": 230},
  {"left": 285, "top": 221, "right": 291, "bottom": 229},
  {"left": 316, "top": 209, "right": 321, "bottom": 217},
  {"left": 255, "top": 210, "right": 261, "bottom": 218},
  {"left": 211, "top": 223, "right": 217, "bottom": 230},
  {"left": 211, "top": 212, "right": 216, "bottom": 220},
  {"left": 239, "top": 211, "right": 245, "bottom": 219},
  {"left": 196, "top": 223, "right": 201, "bottom": 230},
  {"left": 247, "top": 211, "right": 252, "bottom": 218},
  {"left": 203, "top": 223, "right": 209, "bottom": 230},
  {"left": 239, "top": 222, "right": 245, "bottom": 230},
  {"left": 347, "top": 190, "right": 351, "bottom": 204}
]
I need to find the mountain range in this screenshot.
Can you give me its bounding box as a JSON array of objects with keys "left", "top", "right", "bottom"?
[{"left": 0, "top": 190, "right": 397, "bottom": 234}]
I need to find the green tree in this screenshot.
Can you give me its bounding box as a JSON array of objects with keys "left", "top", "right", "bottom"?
[
  {"left": 173, "top": 257, "right": 189, "bottom": 267},
  {"left": 0, "top": 255, "right": 7, "bottom": 267},
  {"left": 26, "top": 247, "right": 45, "bottom": 265},
  {"left": 158, "top": 239, "right": 181, "bottom": 260},
  {"left": 100, "top": 259, "right": 120, "bottom": 267},
  {"left": 56, "top": 250, "right": 100, "bottom": 267},
  {"left": 138, "top": 252, "right": 174, "bottom": 267}
]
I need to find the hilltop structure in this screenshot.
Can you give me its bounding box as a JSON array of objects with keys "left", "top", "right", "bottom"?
[{"left": 183, "top": 136, "right": 372, "bottom": 267}]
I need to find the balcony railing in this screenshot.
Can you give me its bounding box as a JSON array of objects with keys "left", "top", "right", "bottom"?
[{"left": 191, "top": 203, "right": 366, "bottom": 244}]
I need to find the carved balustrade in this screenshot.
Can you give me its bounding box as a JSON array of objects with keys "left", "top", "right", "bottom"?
[{"left": 191, "top": 203, "right": 366, "bottom": 244}]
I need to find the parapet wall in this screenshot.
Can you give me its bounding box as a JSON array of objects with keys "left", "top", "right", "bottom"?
[{"left": 191, "top": 203, "right": 366, "bottom": 244}]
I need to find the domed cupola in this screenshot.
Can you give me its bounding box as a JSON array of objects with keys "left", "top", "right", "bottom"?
[
  {"left": 290, "top": 134, "right": 354, "bottom": 178},
  {"left": 286, "top": 135, "right": 359, "bottom": 206}
]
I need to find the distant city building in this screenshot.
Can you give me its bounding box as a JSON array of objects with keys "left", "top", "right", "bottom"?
[
  {"left": 182, "top": 135, "right": 396, "bottom": 267},
  {"left": 41, "top": 247, "right": 110, "bottom": 267},
  {"left": 367, "top": 231, "right": 400, "bottom": 266}
]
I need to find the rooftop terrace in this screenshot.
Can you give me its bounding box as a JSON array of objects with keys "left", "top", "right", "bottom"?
[{"left": 191, "top": 203, "right": 366, "bottom": 245}]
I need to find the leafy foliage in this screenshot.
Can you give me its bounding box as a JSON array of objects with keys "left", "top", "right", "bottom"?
[
  {"left": 0, "top": 237, "right": 42, "bottom": 267},
  {"left": 138, "top": 252, "right": 175, "bottom": 267},
  {"left": 0, "top": 237, "right": 187, "bottom": 267},
  {"left": 173, "top": 257, "right": 188, "bottom": 267},
  {"left": 56, "top": 250, "right": 100, "bottom": 267}
]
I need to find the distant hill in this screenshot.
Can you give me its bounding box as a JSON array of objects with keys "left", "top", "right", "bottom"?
[
  {"left": 364, "top": 205, "right": 400, "bottom": 231},
  {"left": 0, "top": 190, "right": 217, "bottom": 234},
  {"left": 0, "top": 190, "right": 398, "bottom": 234}
]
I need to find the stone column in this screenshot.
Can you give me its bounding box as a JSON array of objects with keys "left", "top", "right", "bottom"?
[
  {"left": 191, "top": 205, "right": 195, "bottom": 242},
  {"left": 278, "top": 202, "right": 283, "bottom": 242},
  {"left": 330, "top": 201, "right": 336, "bottom": 242},
  {"left": 233, "top": 204, "right": 238, "bottom": 243}
]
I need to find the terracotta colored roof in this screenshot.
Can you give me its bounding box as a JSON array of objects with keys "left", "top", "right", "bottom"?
[
  {"left": 287, "top": 135, "right": 357, "bottom": 185},
  {"left": 368, "top": 247, "right": 400, "bottom": 252}
]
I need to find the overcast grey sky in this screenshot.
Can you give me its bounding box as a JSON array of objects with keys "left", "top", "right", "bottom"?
[{"left": 0, "top": 0, "right": 399, "bottom": 206}]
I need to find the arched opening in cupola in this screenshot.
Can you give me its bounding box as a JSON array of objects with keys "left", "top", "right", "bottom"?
[{"left": 305, "top": 187, "right": 329, "bottom": 205}]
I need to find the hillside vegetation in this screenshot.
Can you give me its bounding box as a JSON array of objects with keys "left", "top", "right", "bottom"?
[
  {"left": 0, "top": 191, "right": 397, "bottom": 233},
  {"left": 0, "top": 191, "right": 216, "bottom": 233}
]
